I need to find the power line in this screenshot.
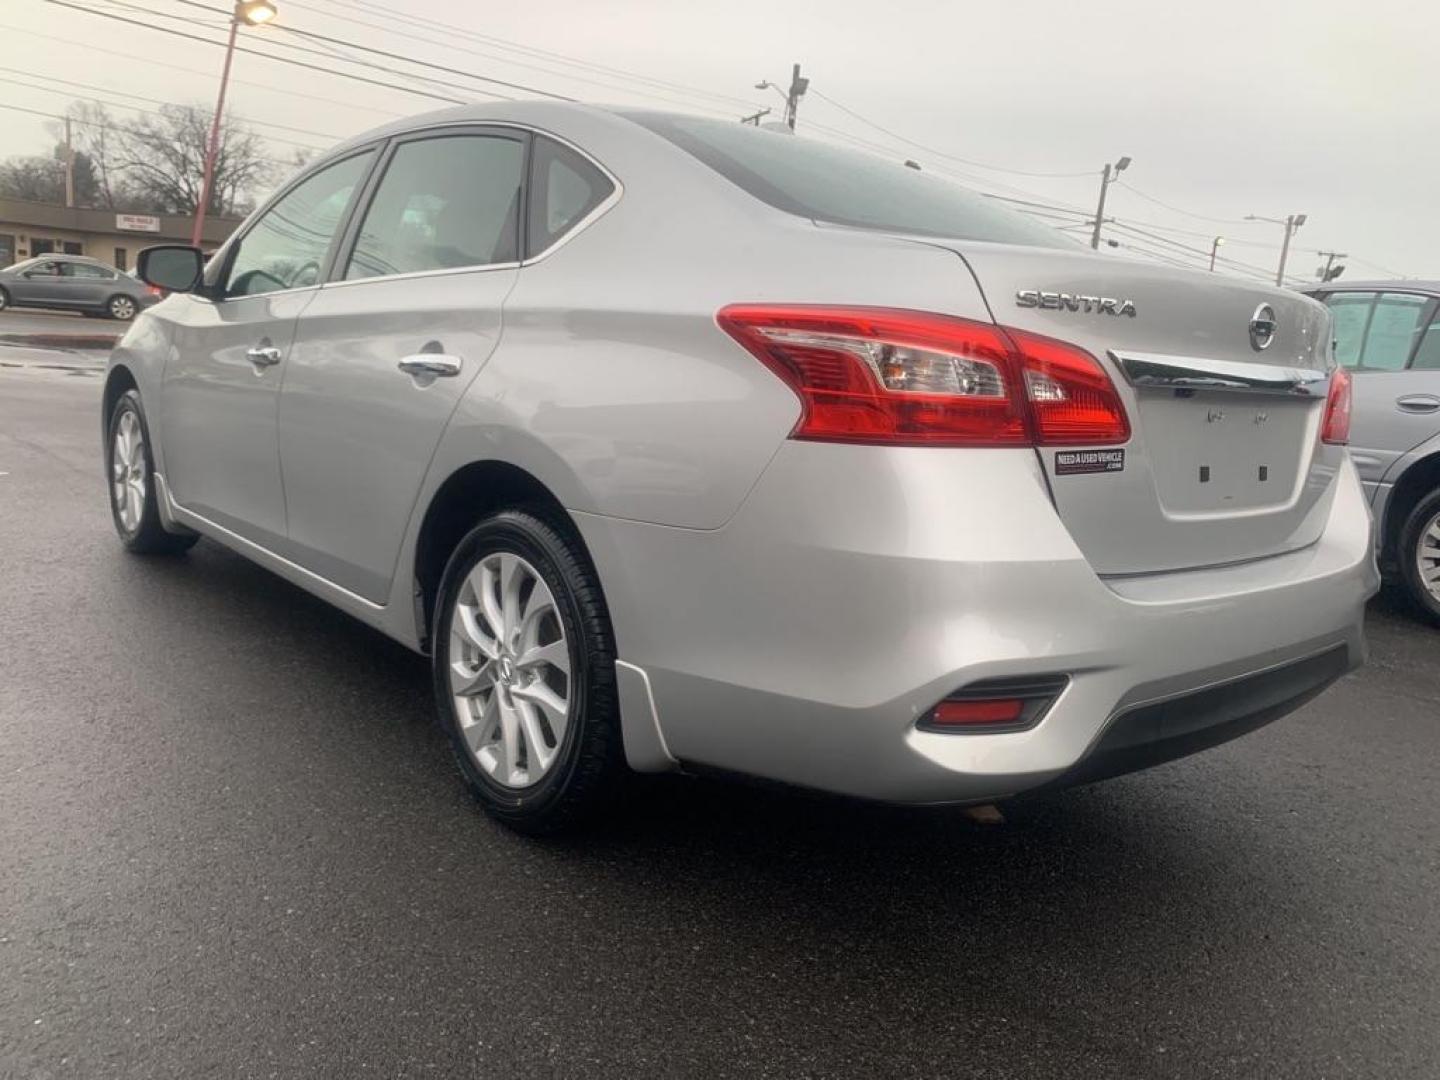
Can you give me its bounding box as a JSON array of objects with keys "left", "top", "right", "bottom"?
[
  {"left": 259, "top": 0, "right": 750, "bottom": 118},
  {"left": 0, "top": 20, "right": 410, "bottom": 120},
  {"left": 1113, "top": 179, "right": 1247, "bottom": 225},
  {"left": 39, "top": 0, "right": 471, "bottom": 105},
  {"left": 289, "top": 0, "right": 761, "bottom": 110},
  {"left": 810, "top": 89, "right": 1096, "bottom": 179},
  {"left": 166, "top": 0, "right": 575, "bottom": 101}
]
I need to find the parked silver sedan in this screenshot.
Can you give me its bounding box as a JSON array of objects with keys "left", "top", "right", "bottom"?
[
  {"left": 0, "top": 254, "right": 157, "bottom": 320},
  {"left": 1304, "top": 281, "right": 1440, "bottom": 623},
  {"left": 107, "top": 103, "right": 1377, "bottom": 832}
]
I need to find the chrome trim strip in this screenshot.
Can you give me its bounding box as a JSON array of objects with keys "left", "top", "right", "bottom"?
[
  {"left": 320, "top": 261, "right": 520, "bottom": 291},
  {"left": 155, "top": 473, "right": 384, "bottom": 612},
  {"left": 1110, "top": 350, "right": 1328, "bottom": 396}
]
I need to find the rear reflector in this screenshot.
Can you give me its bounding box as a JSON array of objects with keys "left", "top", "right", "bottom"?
[
  {"left": 1321, "top": 367, "right": 1351, "bottom": 445},
  {"left": 717, "top": 305, "right": 1129, "bottom": 447},
  {"left": 918, "top": 675, "right": 1070, "bottom": 735},
  {"left": 931, "top": 699, "right": 1027, "bottom": 726}
]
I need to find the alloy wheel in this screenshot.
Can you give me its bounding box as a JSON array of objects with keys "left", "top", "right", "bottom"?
[
  {"left": 110, "top": 296, "right": 136, "bottom": 320},
  {"left": 1417, "top": 510, "right": 1440, "bottom": 603},
  {"left": 448, "top": 551, "right": 572, "bottom": 789},
  {"left": 111, "top": 410, "right": 146, "bottom": 532}
]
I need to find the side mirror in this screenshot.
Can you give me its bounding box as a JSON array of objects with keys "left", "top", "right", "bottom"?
[{"left": 137, "top": 245, "right": 204, "bottom": 293}]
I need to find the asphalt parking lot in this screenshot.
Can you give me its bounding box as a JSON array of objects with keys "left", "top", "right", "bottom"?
[{"left": 2, "top": 360, "right": 1438, "bottom": 1079}]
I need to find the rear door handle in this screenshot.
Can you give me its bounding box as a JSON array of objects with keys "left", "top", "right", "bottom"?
[
  {"left": 245, "top": 345, "right": 282, "bottom": 369},
  {"left": 1396, "top": 394, "right": 1440, "bottom": 414},
  {"left": 397, "top": 354, "right": 462, "bottom": 379}
]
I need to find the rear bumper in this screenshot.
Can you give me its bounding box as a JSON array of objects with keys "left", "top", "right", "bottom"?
[{"left": 577, "top": 444, "right": 1379, "bottom": 803}]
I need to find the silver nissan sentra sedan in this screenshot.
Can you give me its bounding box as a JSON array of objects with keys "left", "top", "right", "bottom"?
[{"left": 106, "top": 102, "right": 1379, "bottom": 832}]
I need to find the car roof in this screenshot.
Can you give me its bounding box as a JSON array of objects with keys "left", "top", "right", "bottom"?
[{"left": 1303, "top": 279, "right": 1440, "bottom": 295}]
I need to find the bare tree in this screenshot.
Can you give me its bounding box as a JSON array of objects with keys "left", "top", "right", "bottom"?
[
  {"left": 112, "top": 104, "right": 273, "bottom": 217},
  {"left": 0, "top": 101, "right": 277, "bottom": 216}
]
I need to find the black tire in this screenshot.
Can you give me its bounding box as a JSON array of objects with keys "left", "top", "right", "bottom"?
[
  {"left": 106, "top": 389, "right": 199, "bottom": 555},
  {"left": 1396, "top": 487, "right": 1440, "bottom": 626},
  {"left": 432, "top": 508, "right": 626, "bottom": 834},
  {"left": 0, "top": 286, "right": 9, "bottom": 313},
  {"left": 107, "top": 294, "right": 138, "bottom": 321}
]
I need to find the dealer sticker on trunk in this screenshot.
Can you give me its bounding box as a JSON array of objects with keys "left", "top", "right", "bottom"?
[{"left": 1054, "top": 449, "right": 1125, "bottom": 476}]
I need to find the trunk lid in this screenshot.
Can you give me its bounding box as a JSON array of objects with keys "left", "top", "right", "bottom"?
[{"left": 942, "top": 241, "right": 1340, "bottom": 575}]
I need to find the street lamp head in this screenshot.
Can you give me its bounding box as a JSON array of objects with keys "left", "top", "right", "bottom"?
[
  {"left": 1115, "top": 155, "right": 1132, "bottom": 172},
  {"left": 1293, "top": 213, "right": 1307, "bottom": 228},
  {"left": 1214, "top": 236, "right": 1225, "bottom": 247},
  {"left": 236, "top": 0, "right": 277, "bottom": 25}
]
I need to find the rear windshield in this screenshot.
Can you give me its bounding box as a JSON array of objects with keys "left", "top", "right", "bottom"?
[{"left": 619, "top": 111, "right": 1072, "bottom": 249}]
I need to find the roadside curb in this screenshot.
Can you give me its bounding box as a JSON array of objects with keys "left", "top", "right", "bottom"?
[{"left": 0, "top": 332, "right": 119, "bottom": 350}]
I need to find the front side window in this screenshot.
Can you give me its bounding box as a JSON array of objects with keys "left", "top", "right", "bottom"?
[
  {"left": 345, "top": 134, "right": 524, "bottom": 281},
  {"left": 27, "top": 261, "right": 63, "bottom": 277},
  {"left": 226, "top": 151, "right": 374, "bottom": 298},
  {"left": 618, "top": 111, "right": 1073, "bottom": 248},
  {"left": 527, "top": 136, "right": 614, "bottom": 255}
]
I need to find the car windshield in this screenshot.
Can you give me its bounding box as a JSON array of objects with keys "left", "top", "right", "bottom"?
[{"left": 618, "top": 111, "right": 1074, "bottom": 249}]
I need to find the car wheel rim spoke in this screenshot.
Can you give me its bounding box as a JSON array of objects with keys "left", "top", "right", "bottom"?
[
  {"left": 449, "top": 550, "right": 571, "bottom": 789},
  {"left": 113, "top": 412, "right": 145, "bottom": 531},
  {"left": 1419, "top": 513, "right": 1440, "bottom": 600}
]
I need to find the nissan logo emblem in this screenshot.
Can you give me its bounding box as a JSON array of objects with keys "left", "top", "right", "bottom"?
[{"left": 1249, "top": 303, "right": 1278, "bottom": 351}]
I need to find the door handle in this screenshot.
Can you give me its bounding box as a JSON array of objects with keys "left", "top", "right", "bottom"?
[
  {"left": 245, "top": 345, "right": 283, "bottom": 368},
  {"left": 397, "top": 353, "right": 462, "bottom": 379},
  {"left": 1396, "top": 394, "right": 1440, "bottom": 414}
]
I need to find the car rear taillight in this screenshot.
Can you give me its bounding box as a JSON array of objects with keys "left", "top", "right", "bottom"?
[
  {"left": 717, "top": 305, "right": 1129, "bottom": 447},
  {"left": 1321, "top": 367, "right": 1351, "bottom": 445}
]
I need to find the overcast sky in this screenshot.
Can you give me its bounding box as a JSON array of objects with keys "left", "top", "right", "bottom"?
[{"left": 1, "top": 0, "right": 1435, "bottom": 282}]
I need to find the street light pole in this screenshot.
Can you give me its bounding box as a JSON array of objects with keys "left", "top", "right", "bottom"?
[
  {"left": 1089, "top": 155, "right": 1131, "bottom": 250},
  {"left": 1209, "top": 235, "right": 1224, "bottom": 272},
  {"left": 191, "top": 0, "right": 277, "bottom": 247},
  {"left": 1246, "top": 212, "right": 1307, "bottom": 286}
]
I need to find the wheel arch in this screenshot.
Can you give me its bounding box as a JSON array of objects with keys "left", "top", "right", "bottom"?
[
  {"left": 411, "top": 460, "right": 595, "bottom": 653},
  {"left": 101, "top": 364, "right": 139, "bottom": 442},
  {"left": 1383, "top": 448, "right": 1440, "bottom": 565}
]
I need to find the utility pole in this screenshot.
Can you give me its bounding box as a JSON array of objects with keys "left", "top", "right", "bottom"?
[
  {"left": 63, "top": 115, "right": 75, "bottom": 209},
  {"left": 755, "top": 64, "right": 809, "bottom": 131},
  {"left": 1317, "top": 251, "right": 1347, "bottom": 282},
  {"left": 1209, "top": 235, "right": 1224, "bottom": 272},
  {"left": 1246, "top": 212, "right": 1307, "bottom": 286},
  {"left": 1089, "top": 155, "right": 1131, "bottom": 249},
  {"left": 739, "top": 107, "right": 771, "bottom": 126},
  {"left": 784, "top": 63, "right": 808, "bottom": 130}
]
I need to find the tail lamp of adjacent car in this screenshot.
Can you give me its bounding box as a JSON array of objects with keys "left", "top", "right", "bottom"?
[
  {"left": 717, "top": 305, "right": 1130, "bottom": 447},
  {"left": 1320, "top": 366, "right": 1352, "bottom": 446}
]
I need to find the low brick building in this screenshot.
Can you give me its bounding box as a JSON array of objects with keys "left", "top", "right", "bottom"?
[{"left": 0, "top": 197, "right": 242, "bottom": 272}]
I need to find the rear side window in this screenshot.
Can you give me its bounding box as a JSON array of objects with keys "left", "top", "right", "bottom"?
[
  {"left": 526, "top": 136, "right": 614, "bottom": 256},
  {"left": 346, "top": 134, "right": 525, "bottom": 281},
  {"left": 69, "top": 263, "right": 113, "bottom": 279},
  {"left": 1362, "top": 293, "right": 1429, "bottom": 370},
  {"left": 1324, "top": 293, "right": 1375, "bottom": 368},
  {"left": 1410, "top": 315, "right": 1440, "bottom": 370},
  {"left": 1322, "top": 291, "right": 1432, "bottom": 370},
  {"left": 618, "top": 111, "right": 1072, "bottom": 249}
]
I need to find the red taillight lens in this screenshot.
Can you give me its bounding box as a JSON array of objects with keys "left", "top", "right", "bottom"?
[
  {"left": 717, "top": 305, "right": 1128, "bottom": 447},
  {"left": 1007, "top": 328, "right": 1131, "bottom": 445},
  {"left": 1321, "top": 367, "right": 1351, "bottom": 445}
]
